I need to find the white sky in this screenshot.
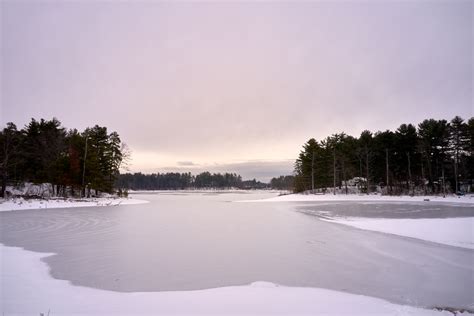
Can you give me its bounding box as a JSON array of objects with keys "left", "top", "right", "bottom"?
[{"left": 1, "top": 1, "right": 472, "bottom": 181}]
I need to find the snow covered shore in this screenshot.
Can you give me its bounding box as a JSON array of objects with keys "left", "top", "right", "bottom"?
[
  {"left": 1, "top": 244, "right": 455, "bottom": 315},
  {"left": 240, "top": 193, "right": 474, "bottom": 250},
  {"left": 0, "top": 197, "right": 149, "bottom": 212},
  {"left": 241, "top": 193, "right": 474, "bottom": 204},
  {"left": 324, "top": 217, "right": 474, "bottom": 250}
]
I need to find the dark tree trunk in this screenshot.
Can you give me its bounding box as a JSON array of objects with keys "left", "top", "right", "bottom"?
[
  {"left": 385, "top": 148, "right": 390, "bottom": 195},
  {"left": 342, "top": 160, "right": 348, "bottom": 195},
  {"left": 365, "top": 147, "right": 370, "bottom": 194},
  {"left": 333, "top": 148, "right": 336, "bottom": 195},
  {"left": 1, "top": 174, "right": 6, "bottom": 198},
  {"left": 407, "top": 152, "right": 412, "bottom": 195}
]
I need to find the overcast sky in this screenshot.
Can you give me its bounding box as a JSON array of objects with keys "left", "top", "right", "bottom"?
[{"left": 1, "top": 1, "right": 472, "bottom": 181}]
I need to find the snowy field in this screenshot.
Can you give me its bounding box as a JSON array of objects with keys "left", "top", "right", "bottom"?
[
  {"left": 0, "top": 197, "right": 149, "bottom": 212},
  {"left": 1, "top": 244, "right": 455, "bottom": 316}
]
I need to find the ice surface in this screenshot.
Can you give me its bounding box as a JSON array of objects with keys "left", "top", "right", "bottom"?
[
  {"left": 241, "top": 193, "right": 474, "bottom": 204},
  {"left": 2, "top": 192, "right": 473, "bottom": 314},
  {"left": 1, "top": 244, "right": 453, "bottom": 315}
]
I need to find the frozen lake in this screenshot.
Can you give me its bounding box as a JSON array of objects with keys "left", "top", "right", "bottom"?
[{"left": 1, "top": 191, "right": 473, "bottom": 310}]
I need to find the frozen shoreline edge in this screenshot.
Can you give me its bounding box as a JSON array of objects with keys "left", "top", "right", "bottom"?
[
  {"left": 1, "top": 243, "right": 455, "bottom": 315},
  {"left": 0, "top": 197, "right": 149, "bottom": 212},
  {"left": 239, "top": 193, "right": 474, "bottom": 250},
  {"left": 320, "top": 217, "right": 474, "bottom": 250},
  {"left": 238, "top": 193, "right": 474, "bottom": 204}
]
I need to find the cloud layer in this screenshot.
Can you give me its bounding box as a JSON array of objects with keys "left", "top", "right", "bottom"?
[{"left": 2, "top": 1, "right": 472, "bottom": 180}]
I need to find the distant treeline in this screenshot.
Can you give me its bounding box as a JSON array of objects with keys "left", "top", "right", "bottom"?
[
  {"left": 117, "top": 171, "right": 268, "bottom": 190},
  {"left": 116, "top": 172, "right": 268, "bottom": 190},
  {"left": 0, "top": 118, "right": 126, "bottom": 198},
  {"left": 294, "top": 116, "right": 474, "bottom": 195},
  {"left": 269, "top": 175, "right": 295, "bottom": 190}
]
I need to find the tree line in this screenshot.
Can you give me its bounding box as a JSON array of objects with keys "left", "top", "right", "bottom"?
[
  {"left": 269, "top": 175, "right": 295, "bottom": 190},
  {"left": 294, "top": 116, "right": 473, "bottom": 195},
  {"left": 116, "top": 172, "right": 268, "bottom": 190},
  {"left": 0, "top": 118, "right": 126, "bottom": 198}
]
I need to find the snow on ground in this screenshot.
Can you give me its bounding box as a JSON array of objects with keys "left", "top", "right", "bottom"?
[
  {"left": 240, "top": 193, "right": 474, "bottom": 250},
  {"left": 323, "top": 217, "right": 474, "bottom": 250},
  {"left": 0, "top": 197, "right": 149, "bottom": 212},
  {"left": 1, "top": 244, "right": 455, "bottom": 316},
  {"left": 241, "top": 193, "right": 474, "bottom": 204}
]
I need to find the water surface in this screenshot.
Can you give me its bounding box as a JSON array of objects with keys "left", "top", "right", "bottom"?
[{"left": 1, "top": 192, "right": 473, "bottom": 309}]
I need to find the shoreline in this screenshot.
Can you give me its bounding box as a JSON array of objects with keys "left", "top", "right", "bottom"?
[
  {"left": 321, "top": 217, "right": 474, "bottom": 250},
  {"left": 241, "top": 193, "right": 474, "bottom": 249},
  {"left": 1, "top": 243, "right": 455, "bottom": 315},
  {"left": 0, "top": 197, "right": 149, "bottom": 212},
  {"left": 239, "top": 193, "right": 474, "bottom": 204}
]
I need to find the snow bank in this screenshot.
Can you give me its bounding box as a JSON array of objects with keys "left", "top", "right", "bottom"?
[
  {"left": 240, "top": 193, "right": 474, "bottom": 204},
  {"left": 1, "top": 244, "right": 453, "bottom": 315},
  {"left": 240, "top": 193, "right": 474, "bottom": 250},
  {"left": 0, "top": 197, "right": 149, "bottom": 212},
  {"left": 324, "top": 217, "right": 474, "bottom": 250},
  {"left": 5, "top": 183, "right": 56, "bottom": 197}
]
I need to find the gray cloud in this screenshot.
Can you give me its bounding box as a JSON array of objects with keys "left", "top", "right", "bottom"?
[{"left": 177, "top": 161, "right": 197, "bottom": 166}]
